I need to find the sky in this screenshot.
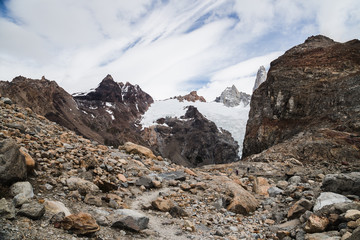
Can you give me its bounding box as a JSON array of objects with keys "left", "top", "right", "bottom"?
[{"left": 0, "top": 0, "right": 359, "bottom": 100}]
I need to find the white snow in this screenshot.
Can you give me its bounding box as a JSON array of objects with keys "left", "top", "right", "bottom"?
[
  {"left": 140, "top": 99, "right": 250, "bottom": 157},
  {"left": 105, "top": 109, "right": 115, "bottom": 120},
  {"left": 72, "top": 88, "right": 96, "bottom": 97},
  {"left": 89, "top": 106, "right": 98, "bottom": 110},
  {"left": 105, "top": 102, "right": 114, "bottom": 107}
]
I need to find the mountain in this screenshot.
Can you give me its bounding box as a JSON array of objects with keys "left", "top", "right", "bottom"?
[
  {"left": 253, "top": 66, "right": 267, "bottom": 92},
  {"left": 215, "top": 85, "right": 251, "bottom": 107},
  {"left": 171, "top": 91, "right": 206, "bottom": 102},
  {"left": 140, "top": 99, "right": 250, "bottom": 157},
  {"left": 142, "top": 106, "right": 239, "bottom": 167},
  {"left": 0, "top": 75, "right": 153, "bottom": 146},
  {"left": 242, "top": 35, "right": 360, "bottom": 166}
]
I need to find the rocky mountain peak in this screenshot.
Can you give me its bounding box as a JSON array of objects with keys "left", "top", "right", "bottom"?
[
  {"left": 215, "top": 85, "right": 251, "bottom": 107},
  {"left": 253, "top": 66, "right": 267, "bottom": 92},
  {"left": 173, "top": 91, "right": 206, "bottom": 102}
]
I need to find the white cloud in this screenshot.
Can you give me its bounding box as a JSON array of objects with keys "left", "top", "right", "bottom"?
[{"left": 0, "top": 0, "right": 359, "bottom": 100}]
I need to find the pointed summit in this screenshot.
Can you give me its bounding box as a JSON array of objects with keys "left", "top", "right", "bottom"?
[
  {"left": 253, "top": 66, "right": 267, "bottom": 92},
  {"left": 215, "top": 85, "right": 251, "bottom": 107}
]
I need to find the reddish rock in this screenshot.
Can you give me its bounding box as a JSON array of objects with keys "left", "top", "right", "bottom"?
[
  {"left": 304, "top": 214, "right": 329, "bottom": 233},
  {"left": 61, "top": 212, "right": 100, "bottom": 235}
]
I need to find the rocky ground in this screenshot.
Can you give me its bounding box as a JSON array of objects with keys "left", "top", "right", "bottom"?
[{"left": 1, "top": 98, "right": 360, "bottom": 240}]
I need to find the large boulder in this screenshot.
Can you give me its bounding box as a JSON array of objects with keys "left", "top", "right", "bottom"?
[
  {"left": 111, "top": 209, "right": 149, "bottom": 232},
  {"left": 321, "top": 172, "right": 360, "bottom": 196},
  {"left": 0, "top": 139, "right": 27, "bottom": 184},
  {"left": 242, "top": 35, "right": 360, "bottom": 164},
  {"left": 313, "top": 192, "right": 352, "bottom": 212}
]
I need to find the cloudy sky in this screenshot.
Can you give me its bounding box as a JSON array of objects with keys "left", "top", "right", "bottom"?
[{"left": 0, "top": 0, "right": 359, "bottom": 100}]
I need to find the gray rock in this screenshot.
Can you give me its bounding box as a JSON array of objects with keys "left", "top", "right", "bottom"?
[
  {"left": 0, "top": 139, "right": 27, "bottom": 184},
  {"left": 10, "top": 181, "right": 34, "bottom": 207},
  {"left": 158, "top": 171, "right": 186, "bottom": 181},
  {"left": 348, "top": 226, "right": 360, "bottom": 240},
  {"left": 322, "top": 172, "right": 360, "bottom": 196},
  {"left": 288, "top": 176, "right": 302, "bottom": 185},
  {"left": 1, "top": 97, "right": 12, "bottom": 105},
  {"left": 268, "top": 186, "right": 284, "bottom": 197},
  {"left": 18, "top": 201, "right": 45, "bottom": 220},
  {"left": 313, "top": 192, "right": 352, "bottom": 212},
  {"left": 111, "top": 209, "right": 149, "bottom": 232},
  {"left": 135, "top": 176, "right": 154, "bottom": 189},
  {"left": 66, "top": 177, "right": 99, "bottom": 195},
  {"left": 304, "top": 231, "right": 340, "bottom": 240},
  {"left": 0, "top": 198, "right": 15, "bottom": 219},
  {"left": 253, "top": 66, "right": 267, "bottom": 92}
]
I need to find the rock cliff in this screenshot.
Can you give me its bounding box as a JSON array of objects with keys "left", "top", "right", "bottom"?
[
  {"left": 215, "top": 85, "right": 251, "bottom": 107},
  {"left": 142, "top": 106, "right": 239, "bottom": 167},
  {"left": 172, "top": 91, "right": 206, "bottom": 102},
  {"left": 242, "top": 35, "right": 360, "bottom": 164}
]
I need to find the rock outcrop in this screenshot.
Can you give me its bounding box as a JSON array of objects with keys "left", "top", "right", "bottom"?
[
  {"left": 253, "top": 66, "right": 267, "bottom": 92},
  {"left": 215, "top": 85, "right": 251, "bottom": 107},
  {"left": 172, "top": 91, "right": 206, "bottom": 102},
  {"left": 143, "top": 106, "right": 239, "bottom": 167},
  {"left": 0, "top": 75, "right": 153, "bottom": 147},
  {"left": 242, "top": 35, "right": 360, "bottom": 162}
]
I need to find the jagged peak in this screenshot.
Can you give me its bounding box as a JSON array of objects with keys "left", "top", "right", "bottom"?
[{"left": 304, "top": 35, "right": 336, "bottom": 44}]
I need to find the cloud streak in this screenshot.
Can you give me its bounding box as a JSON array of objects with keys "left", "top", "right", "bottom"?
[{"left": 0, "top": 0, "right": 359, "bottom": 100}]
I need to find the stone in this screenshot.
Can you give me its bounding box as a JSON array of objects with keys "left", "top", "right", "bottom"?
[
  {"left": 66, "top": 177, "right": 99, "bottom": 195},
  {"left": 18, "top": 201, "right": 45, "bottom": 220},
  {"left": 288, "top": 198, "right": 313, "bottom": 219},
  {"left": 1, "top": 97, "right": 12, "bottom": 105},
  {"left": 0, "top": 198, "right": 15, "bottom": 219},
  {"left": 44, "top": 200, "right": 71, "bottom": 216},
  {"left": 10, "top": 181, "right": 34, "bottom": 207},
  {"left": 253, "top": 177, "right": 270, "bottom": 196},
  {"left": 169, "top": 206, "right": 188, "bottom": 218},
  {"left": 313, "top": 192, "right": 352, "bottom": 212},
  {"left": 117, "top": 174, "right": 127, "bottom": 182},
  {"left": 184, "top": 220, "right": 195, "bottom": 232},
  {"left": 225, "top": 180, "right": 259, "bottom": 215},
  {"left": 60, "top": 212, "right": 100, "bottom": 235},
  {"left": 348, "top": 227, "right": 360, "bottom": 240},
  {"left": 121, "top": 142, "right": 157, "bottom": 159},
  {"left": 268, "top": 186, "right": 284, "bottom": 197},
  {"left": 304, "top": 214, "right": 329, "bottom": 233},
  {"left": 322, "top": 173, "right": 360, "bottom": 196},
  {"left": 0, "top": 139, "right": 27, "bottom": 184},
  {"left": 19, "top": 147, "right": 35, "bottom": 170},
  {"left": 135, "top": 176, "right": 154, "bottom": 189},
  {"left": 305, "top": 232, "right": 341, "bottom": 240},
  {"left": 341, "top": 232, "right": 352, "bottom": 240},
  {"left": 289, "top": 176, "right": 302, "bottom": 185},
  {"left": 180, "top": 183, "right": 191, "bottom": 191},
  {"left": 344, "top": 209, "right": 360, "bottom": 221},
  {"left": 111, "top": 209, "right": 149, "bottom": 232},
  {"left": 158, "top": 171, "right": 186, "bottom": 181},
  {"left": 347, "top": 220, "right": 360, "bottom": 229},
  {"left": 277, "top": 180, "right": 289, "bottom": 190},
  {"left": 152, "top": 198, "right": 174, "bottom": 212},
  {"left": 84, "top": 194, "right": 102, "bottom": 207}
]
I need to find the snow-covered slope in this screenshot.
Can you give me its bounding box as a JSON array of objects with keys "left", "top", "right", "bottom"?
[{"left": 140, "top": 99, "right": 250, "bottom": 156}]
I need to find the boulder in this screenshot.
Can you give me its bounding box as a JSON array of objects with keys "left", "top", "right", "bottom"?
[
  {"left": 0, "top": 198, "right": 15, "bottom": 219},
  {"left": 348, "top": 227, "right": 360, "bottom": 240},
  {"left": 253, "top": 177, "right": 271, "bottom": 196},
  {"left": 151, "top": 198, "right": 174, "bottom": 212},
  {"left": 10, "top": 181, "right": 34, "bottom": 207},
  {"left": 18, "top": 201, "right": 45, "bottom": 220},
  {"left": 44, "top": 200, "right": 71, "bottom": 216},
  {"left": 60, "top": 212, "right": 100, "bottom": 235},
  {"left": 0, "top": 139, "right": 27, "bottom": 184},
  {"left": 268, "top": 186, "right": 284, "bottom": 197},
  {"left": 66, "top": 177, "right": 99, "bottom": 195},
  {"left": 19, "top": 147, "right": 35, "bottom": 170},
  {"left": 305, "top": 231, "right": 341, "bottom": 240},
  {"left": 111, "top": 209, "right": 149, "bottom": 232},
  {"left": 313, "top": 192, "right": 352, "bottom": 212},
  {"left": 304, "top": 214, "right": 329, "bottom": 233},
  {"left": 288, "top": 198, "right": 313, "bottom": 219},
  {"left": 121, "top": 142, "right": 156, "bottom": 159},
  {"left": 322, "top": 173, "right": 360, "bottom": 196},
  {"left": 345, "top": 210, "right": 360, "bottom": 221}
]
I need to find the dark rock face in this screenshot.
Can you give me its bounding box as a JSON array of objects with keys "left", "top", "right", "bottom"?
[
  {"left": 321, "top": 172, "right": 360, "bottom": 196},
  {"left": 0, "top": 75, "right": 153, "bottom": 147},
  {"left": 0, "top": 139, "right": 27, "bottom": 185},
  {"left": 143, "top": 106, "right": 239, "bottom": 167},
  {"left": 215, "top": 85, "right": 251, "bottom": 107},
  {"left": 242, "top": 35, "right": 360, "bottom": 162}
]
